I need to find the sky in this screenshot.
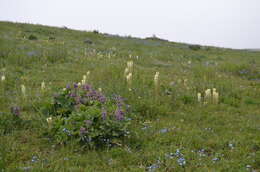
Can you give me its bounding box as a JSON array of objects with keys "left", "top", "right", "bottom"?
[{"left": 0, "top": 0, "right": 259, "bottom": 49}]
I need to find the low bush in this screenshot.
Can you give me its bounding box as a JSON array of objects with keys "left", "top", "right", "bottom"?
[
  {"left": 0, "top": 107, "right": 23, "bottom": 135},
  {"left": 28, "top": 34, "right": 38, "bottom": 40},
  {"left": 44, "top": 84, "right": 132, "bottom": 148},
  {"left": 189, "top": 44, "right": 201, "bottom": 51}
]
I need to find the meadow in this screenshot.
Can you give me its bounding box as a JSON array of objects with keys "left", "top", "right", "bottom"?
[{"left": 0, "top": 21, "right": 260, "bottom": 171}]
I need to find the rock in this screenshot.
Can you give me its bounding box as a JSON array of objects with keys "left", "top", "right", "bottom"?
[{"left": 84, "top": 38, "right": 93, "bottom": 44}]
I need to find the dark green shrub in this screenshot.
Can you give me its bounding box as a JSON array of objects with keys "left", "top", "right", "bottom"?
[
  {"left": 28, "top": 34, "right": 38, "bottom": 40},
  {"left": 48, "top": 36, "right": 55, "bottom": 40},
  {"left": 189, "top": 44, "right": 201, "bottom": 51},
  {"left": 44, "top": 84, "right": 132, "bottom": 148},
  {"left": 93, "top": 30, "right": 99, "bottom": 34},
  {"left": 0, "top": 107, "right": 23, "bottom": 135}
]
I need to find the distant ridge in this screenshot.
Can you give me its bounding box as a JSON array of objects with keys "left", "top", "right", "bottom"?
[{"left": 245, "top": 49, "right": 260, "bottom": 52}]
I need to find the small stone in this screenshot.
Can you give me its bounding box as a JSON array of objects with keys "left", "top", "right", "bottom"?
[{"left": 84, "top": 38, "right": 93, "bottom": 44}]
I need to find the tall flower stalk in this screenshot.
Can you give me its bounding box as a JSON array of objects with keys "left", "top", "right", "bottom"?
[
  {"left": 41, "top": 81, "right": 45, "bottom": 91},
  {"left": 197, "top": 92, "right": 202, "bottom": 103},
  {"left": 1, "top": 75, "right": 5, "bottom": 82},
  {"left": 126, "top": 73, "right": 132, "bottom": 89},
  {"left": 154, "top": 72, "right": 160, "bottom": 95},
  {"left": 204, "top": 89, "right": 211, "bottom": 104},
  {"left": 212, "top": 88, "right": 219, "bottom": 104},
  {"left": 21, "top": 84, "right": 26, "bottom": 97}
]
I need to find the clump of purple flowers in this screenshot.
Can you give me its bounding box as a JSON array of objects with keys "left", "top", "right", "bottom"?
[
  {"left": 115, "top": 108, "right": 124, "bottom": 120},
  {"left": 67, "top": 83, "right": 107, "bottom": 105},
  {"left": 49, "top": 83, "right": 131, "bottom": 148}
]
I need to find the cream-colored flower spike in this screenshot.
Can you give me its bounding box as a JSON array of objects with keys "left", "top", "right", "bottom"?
[
  {"left": 154, "top": 72, "right": 159, "bottom": 83},
  {"left": 126, "top": 72, "right": 132, "bottom": 88},
  {"left": 212, "top": 89, "right": 219, "bottom": 104},
  {"left": 41, "top": 81, "right": 45, "bottom": 91},
  {"left": 46, "top": 117, "right": 52, "bottom": 124},
  {"left": 127, "top": 61, "right": 134, "bottom": 72},
  {"left": 124, "top": 68, "right": 129, "bottom": 77},
  {"left": 82, "top": 75, "right": 87, "bottom": 85},
  {"left": 21, "top": 84, "right": 26, "bottom": 97},
  {"left": 204, "top": 89, "right": 211, "bottom": 103},
  {"left": 154, "top": 72, "right": 160, "bottom": 95},
  {"left": 1, "top": 75, "right": 5, "bottom": 81},
  {"left": 197, "top": 92, "right": 202, "bottom": 102},
  {"left": 98, "top": 88, "right": 102, "bottom": 92}
]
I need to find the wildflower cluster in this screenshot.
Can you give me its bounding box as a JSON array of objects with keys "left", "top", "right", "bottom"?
[
  {"left": 124, "top": 61, "right": 133, "bottom": 89},
  {"left": 80, "top": 71, "right": 90, "bottom": 85},
  {"left": 45, "top": 83, "right": 132, "bottom": 148},
  {"left": 198, "top": 88, "right": 219, "bottom": 104}
]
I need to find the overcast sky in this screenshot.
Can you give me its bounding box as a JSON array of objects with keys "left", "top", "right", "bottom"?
[{"left": 0, "top": 0, "right": 259, "bottom": 49}]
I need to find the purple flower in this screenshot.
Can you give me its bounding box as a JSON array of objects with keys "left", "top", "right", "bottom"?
[
  {"left": 98, "top": 95, "right": 106, "bottom": 104},
  {"left": 80, "top": 127, "right": 87, "bottom": 135},
  {"left": 86, "top": 90, "right": 97, "bottom": 99},
  {"left": 66, "top": 84, "right": 71, "bottom": 89},
  {"left": 10, "top": 106, "right": 20, "bottom": 116},
  {"left": 101, "top": 108, "right": 107, "bottom": 120},
  {"left": 115, "top": 108, "right": 124, "bottom": 120},
  {"left": 83, "top": 84, "right": 91, "bottom": 91},
  {"left": 69, "top": 93, "right": 76, "bottom": 97},
  {"left": 74, "top": 83, "right": 78, "bottom": 89},
  {"left": 114, "top": 95, "right": 124, "bottom": 107}
]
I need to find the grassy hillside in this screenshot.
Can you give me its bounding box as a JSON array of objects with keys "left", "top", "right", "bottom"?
[{"left": 0, "top": 21, "right": 260, "bottom": 171}]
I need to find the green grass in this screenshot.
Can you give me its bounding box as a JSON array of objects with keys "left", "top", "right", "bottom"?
[{"left": 0, "top": 21, "right": 260, "bottom": 171}]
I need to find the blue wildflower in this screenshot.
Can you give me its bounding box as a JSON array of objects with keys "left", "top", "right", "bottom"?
[
  {"left": 159, "top": 128, "right": 169, "bottom": 133},
  {"left": 212, "top": 157, "right": 220, "bottom": 162},
  {"left": 31, "top": 155, "right": 39, "bottom": 163},
  {"left": 177, "top": 157, "right": 186, "bottom": 166},
  {"left": 62, "top": 128, "right": 71, "bottom": 136}
]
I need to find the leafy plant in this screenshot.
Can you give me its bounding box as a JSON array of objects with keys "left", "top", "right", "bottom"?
[
  {"left": 0, "top": 107, "right": 23, "bottom": 135},
  {"left": 28, "top": 34, "right": 38, "bottom": 40},
  {"left": 44, "top": 84, "right": 132, "bottom": 148},
  {"left": 189, "top": 44, "right": 201, "bottom": 51}
]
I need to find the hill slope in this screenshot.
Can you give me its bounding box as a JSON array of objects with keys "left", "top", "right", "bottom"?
[{"left": 0, "top": 21, "right": 260, "bottom": 171}]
